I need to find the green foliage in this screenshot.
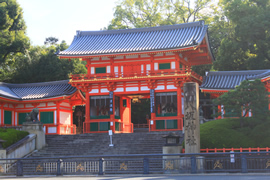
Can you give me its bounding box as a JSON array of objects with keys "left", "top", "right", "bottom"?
[
  {"left": 6, "top": 40, "right": 87, "bottom": 83},
  {"left": 108, "top": 0, "right": 214, "bottom": 30},
  {"left": 0, "top": 0, "right": 30, "bottom": 75},
  {"left": 0, "top": 128, "right": 29, "bottom": 149},
  {"left": 44, "top": 36, "right": 59, "bottom": 46},
  {"left": 214, "top": 0, "right": 270, "bottom": 70},
  {"left": 201, "top": 117, "right": 270, "bottom": 148},
  {"left": 213, "top": 79, "right": 269, "bottom": 127},
  {"left": 200, "top": 118, "right": 255, "bottom": 148}
]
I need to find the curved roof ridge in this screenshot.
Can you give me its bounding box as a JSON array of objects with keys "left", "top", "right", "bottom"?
[
  {"left": 77, "top": 21, "right": 205, "bottom": 36},
  {"left": 4, "top": 80, "right": 70, "bottom": 88},
  {"left": 247, "top": 70, "right": 270, "bottom": 80}
]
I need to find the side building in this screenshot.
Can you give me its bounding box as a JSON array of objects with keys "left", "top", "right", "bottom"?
[
  {"left": 0, "top": 80, "right": 85, "bottom": 134},
  {"left": 58, "top": 21, "right": 214, "bottom": 133},
  {"left": 200, "top": 70, "right": 270, "bottom": 118}
]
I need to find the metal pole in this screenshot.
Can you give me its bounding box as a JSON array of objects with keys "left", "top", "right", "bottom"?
[
  {"left": 143, "top": 157, "right": 149, "bottom": 174},
  {"left": 16, "top": 160, "right": 23, "bottom": 176},
  {"left": 241, "top": 155, "right": 248, "bottom": 173},
  {"left": 191, "top": 156, "right": 196, "bottom": 174},
  {"left": 99, "top": 158, "right": 104, "bottom": 175}
]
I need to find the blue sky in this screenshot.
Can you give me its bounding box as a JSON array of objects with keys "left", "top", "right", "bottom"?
[{"left": 17, "top": 0, "right": 118, "bottom": 46}]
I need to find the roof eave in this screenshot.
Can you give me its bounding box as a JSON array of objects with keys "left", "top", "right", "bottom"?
[{"left": 58, "top": 46, "right": 198, "bottom": 59}]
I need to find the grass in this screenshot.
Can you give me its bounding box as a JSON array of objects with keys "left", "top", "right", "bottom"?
[
  {"left": 0, "top": 128, "right": 29, "bottom": 149},
  {"left": 200, "top": 118, "right": 270, "bottom": 148}
]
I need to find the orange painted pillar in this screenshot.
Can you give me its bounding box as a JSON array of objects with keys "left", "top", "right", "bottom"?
[
  {"left": 218, "top": 105, "right": 221, "bottom": 119},
  {"left": 86, "top": 59, "right": 91, "bottom": 76},
  {"left": 177, "top": 86, "right": 183, "bottom": 130},
  {"left": 0, "top": 106, "right": 3, "bottom": 126},
  {"left": 84, "top": 92, "right": 90, "bottom": 134},
  {"left": 56, "top": 102, "right": 60, "bottom": 134}
]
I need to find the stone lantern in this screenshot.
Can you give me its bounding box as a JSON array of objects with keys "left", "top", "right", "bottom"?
[
  {"left": 162, "top": 132, "right": 183, "bottom": 173},
  {"left": 163, "top": 132, "right": 181, "bottom": 146}
]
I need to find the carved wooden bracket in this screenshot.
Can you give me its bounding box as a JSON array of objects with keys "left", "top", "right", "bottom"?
[
  {"left": 77, "top": 83, "right": 92, "bottom": 93},
  {"left": 106, "top": 82, "right": 116, "bottom": 91},
  {"left": 147, "top": 79, "right": 157, "bottom": 89},
  {"left": 173, "top": 78, "right": 184, "bottom": 88}
]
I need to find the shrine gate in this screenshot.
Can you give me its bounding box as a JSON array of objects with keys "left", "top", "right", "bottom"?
[{"left": 58, "top": 21, "right": 214, "bottom": 133}]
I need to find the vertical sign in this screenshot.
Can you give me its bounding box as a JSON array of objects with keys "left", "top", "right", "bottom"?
[
  {"left": 150, "top": 89, "right": 155, "bottom": 113},
  {"left": 183, "top": 82, "right": 200, "bottom": 154},
  {"left": 109, "top": 91, "right": 113, "bottom": 115}
]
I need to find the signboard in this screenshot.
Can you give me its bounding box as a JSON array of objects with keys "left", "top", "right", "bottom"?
[
  {"left": 150, "top": 89, "right": 155, "bottom": 113},
  {"left": 109, "top": 91, "right": 113, "bottom": 115},
  {"left": 230, "top": 151, "right": 235, "bottom": 163},
  {"left": 108, "top": 130, "right": 113, "bottom": 136}
]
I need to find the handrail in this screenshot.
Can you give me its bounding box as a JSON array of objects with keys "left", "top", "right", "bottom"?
[
  {"left": 1, "top": 151, "right": 270, "bottom": 161},
  {"left": 182, "top": 147, "right": 270, "bottom": 153},
  {"left": 70, "top": 68, "right": 202, "bottom": 81}
]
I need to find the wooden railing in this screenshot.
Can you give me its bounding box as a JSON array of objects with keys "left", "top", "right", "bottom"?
[
  {"left": 70, "top": 68, "right": 202, "bottom": 81},
  {"left": 182, "top": 147, "right": 270, "bottom": 153},
  {"left": 59, "top": 124, "right": 76, "bottom": 135},
  {"left": 133, "top": 124, "right": 149, "bottom": 128},
  {"left": 83, "top": 121, "right": 133, "bottom": 133}
]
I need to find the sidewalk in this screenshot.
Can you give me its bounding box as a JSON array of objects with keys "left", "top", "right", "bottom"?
[{"left": 1, "top": 173, "right": 270, "bottom": 180}]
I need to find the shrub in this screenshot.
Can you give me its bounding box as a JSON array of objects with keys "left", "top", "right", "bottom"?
[
  {"left": 200, "top": 118, "right": 255, "bottom": 148},
  {"left": 0, "top": 128, "right": 29, "bottom": 149}
]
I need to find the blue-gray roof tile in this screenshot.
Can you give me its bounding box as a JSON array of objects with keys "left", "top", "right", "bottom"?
[
  {"left": 58, "top": 21, "right": 208, "bottom": 57},
  {"left": 200, "top": 70, "right": 270, "bottom": 90},
  {"left": 0, "top": 80, "right": 77, "bottom": 100}
]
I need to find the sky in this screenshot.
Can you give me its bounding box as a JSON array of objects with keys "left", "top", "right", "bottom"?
[{"left": 17, "top": 0, "right": 118, "bottom": 46}]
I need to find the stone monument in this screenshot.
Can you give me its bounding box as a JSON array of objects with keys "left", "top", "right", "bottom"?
[
  {"left": 22, "top": 108, "right": 46, "bottom": 150},
  {"left": 183, "top": 82, "right": 200, "bottom": 153}
]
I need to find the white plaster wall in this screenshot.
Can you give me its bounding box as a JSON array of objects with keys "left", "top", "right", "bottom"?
[
  {"left": 60, "top": 102, "right": 70, "bottom": 107},
  {"left": 25, "top": 104, "right": 34, "bottom": 108},
  {"left": 48, "top": 102, "right": 56, "bottom": 106},
  {"left": 60, "top": 111, "right": 71, "bottom": 124},
  {"left": 48, "top": 127, "right": 57, "bottom": 134}
]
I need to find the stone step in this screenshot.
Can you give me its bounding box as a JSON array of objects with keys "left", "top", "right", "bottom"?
[{"left": 29, "top": 131, "right": 183, "bottom": 158}]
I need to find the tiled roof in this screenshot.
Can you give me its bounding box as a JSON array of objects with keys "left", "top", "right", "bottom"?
[
  {"left": 58, "top": 21, "right": 208, "bottom": 57},
  {"left": 0, "top": 80, "right": 77, "bottom": 100},
  {"left": 200, "top": 70, "right": 269, "bottom": 90}
]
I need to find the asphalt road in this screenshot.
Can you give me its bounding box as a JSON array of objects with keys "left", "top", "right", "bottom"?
[{"left": 1, "top": 174, "right": 270, "bottom": 180}]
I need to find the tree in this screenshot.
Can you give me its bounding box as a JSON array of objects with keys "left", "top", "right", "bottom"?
[
  {"left": 8, "top": 40, "right": 87, "bottom": 83},
  {"left": 44, "top": 37, "right": 59, "bottom": 46},
  {"left": 108, "top": 0, "right": 214, "bottom": 30},
  {"left": 107, "top": 0, "right": 218, "bottom": 75},
  {"left": 213, "top": 79, "right": 269, "bottom": 127},
  {"left": 0, "top": 0, "right": 30, "bottom": 70},
  {"left": 214, "top": 0, "right": 270, "bottom": 71}
]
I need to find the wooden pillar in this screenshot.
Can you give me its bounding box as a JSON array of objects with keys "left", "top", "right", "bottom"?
[
  {"left": 150, "top": 55, "right": 154, "bottom": 73},
  {"left": 85, "top": 92, "right": 90, "bottom": 122},
  {"left": 86, "top": 59, "right": 91, "bottom": 75},
  {"left": 56, "top": 101, "right": 60, "bottom": 134},
  {"left": 177, "top": 86, "right": 183, "bottom": 130},
  {"left": 0, "top": 104, "right": 3, "bottom": 126}
]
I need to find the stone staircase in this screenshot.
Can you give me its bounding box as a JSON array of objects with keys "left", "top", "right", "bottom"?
[{"left": 31, "top": 131, "right": 183, "bottom": 157}]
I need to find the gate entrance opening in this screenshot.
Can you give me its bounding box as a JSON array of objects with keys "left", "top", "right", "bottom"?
[{"left": 131, "top": 98, "right": 150, "bottom": 128}]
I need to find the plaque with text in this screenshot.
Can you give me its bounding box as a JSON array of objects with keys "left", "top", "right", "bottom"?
[
  {"left": 150, "top": 89, "right": 155, "bottom": 113},
  {"left": 183, "top": 82, "right": 200, "bottom": 154}
]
